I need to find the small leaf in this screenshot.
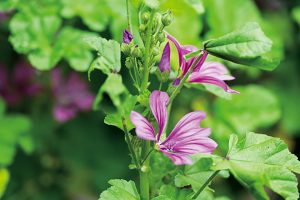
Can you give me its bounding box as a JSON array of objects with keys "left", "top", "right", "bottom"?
[
  {"left": 99, "top": 179, "right": 140, "bottom": 200},
  {"left": 93, "top": 73, "right": 128, "bottom": 110},
  {"left": 204, "top": 22, "right": 278, "bottom": 70},
  {"left": 104, "top": 95, "right": 137, "bottom": 131},
  {"left": 85, "top": 36, "right": 121, "bottom": 76}
]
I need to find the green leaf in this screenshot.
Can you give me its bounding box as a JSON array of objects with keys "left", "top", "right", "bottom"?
[
  {"left": 93, "top": 74, "right": 128, "bottom": 110},
  {"left": 222, "top": 133, "right": 300, "bottom": 200},
  {"left": 99, "top": 179, "right": 140, "bottom": 200},
  {"left": 9, "top": 12, "right": 62, "bottom": 70},
  {"left": 61, "top": 0, "right": 110, "bottom": 31},
  {"left": 0, "top": 168, "right": 9, "bottom": 198},
  {"left": 104, "top": 95, "right": 137, "bottom": 131},
  {"left": 204, "top": 22, "right": 278, "bottom": 70},
  {"left": 0, "top": 115, "right": 31, "bottom": 166},
  {"left": 213, "top": 85, "right": 281, "bottom": 134},
  {"left": 175, "top": 157, "right": 214, "bottom": 191},
  {"left": 56, "top": 27, "right": 96, "bottom": 71},
  {"left": 85, "top": 36, "right": 121, "bottom": 76}
]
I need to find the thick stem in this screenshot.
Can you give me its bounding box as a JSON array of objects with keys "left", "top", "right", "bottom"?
[
  {"left": 192, "top": 170, "right": 220, "bottom": 199},
  {"left": 140, "top": 12, "right": 155, "bottom": 91},
  {"left": 122, "top": 117, "right": 140, "bottom": 169},
  {"left": 126, "top": 0, "right": 133, "bottom": 33},
  {"left": 140, "top": 141, "right": 150, "bottom": 200},
  {"left": 168, "top": 50, "right": 208, "bottom": 106}
]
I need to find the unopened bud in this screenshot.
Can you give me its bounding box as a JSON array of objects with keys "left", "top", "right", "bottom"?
[
  {"left": 125, "top": 57, "right": 135, "bottom": 69},
  {"left": 162, "top": 11, "right": 173, "bottom": 26},
  {"left": 152, "top": 47, "right": 159, "bottom": 56},
  {"left": 121, "top": 43, "right": 131, "bottom": 55},
  {"left": 142, "top": 12, "right": 150, "bottom": 23},
  {"left": 139, "top": 24, "right": 146, "bottom": 33},
  {"left": 158, "top": 33, "right": 166, "bottom": 43},
  {"left": 131, "top": 46, "right": 141, "bottom": 58}
]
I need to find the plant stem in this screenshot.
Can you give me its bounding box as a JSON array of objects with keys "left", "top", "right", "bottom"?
[
  {"left": 140, "top": 141, "right": 150, "bottom": 200},
  {"left": 126, "top": 0, "right": 132, "bottom": 33},
  {"left": 192, "top": 170, "right": 220, "bottom": 199},
  {"left": 140, "top": 12, "right": 155, "bottom": 91},
  {"left": 122, "top": 117, "right": 140, "bottom": 169},
  {"left": 168, "top": 50, "right": 207, "bottom": 106}
]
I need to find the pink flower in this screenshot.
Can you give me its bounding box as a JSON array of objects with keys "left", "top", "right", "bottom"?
[
  {"left": 51, "top": 68, "right": 94, "bottom": 122},
  {"left": 0, "top": 61, "right": 42, "bottom": 106},
  {"left": 163, "top": 34, "right": 238, "bottom": 93},
  {"left": 130, "top": 91, "right": 217, "bottom": 165}
]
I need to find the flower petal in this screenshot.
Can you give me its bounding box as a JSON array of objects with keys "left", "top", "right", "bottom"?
[
  {"left": 53, "top": 105, "right": 77, "bottom": 122},
  {"left": 150, "top": 91, "right": 169, "bottom": 141},
  {"left": 158, "top": 42, "right": 171, "bottom": 72},
  {"left": 160, "top": 151, "right": 193, "bottom": 165},
  {"left": 130, "top": 111, "right": 156, "bottom": 141},
  {"left": 163, "top": 111, "right": 207, "bottom": 143},
  {"left": 189, "top": 73, "right": 239, "bottom": 94},
  {"left": 198, "top": 62, "right": 235, "bottom": 80},
  {"left": 167, "top": 34, "right": 184, "bottom": 68}
]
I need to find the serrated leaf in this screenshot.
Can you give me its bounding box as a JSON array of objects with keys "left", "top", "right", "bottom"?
[
  {"left": 0, "top": 168, "right": 9, "bottom": 198},
  {"left": 85, "top": 36, "right": 121, "bottom": 76},
  {"left": 222, "top": 133, "right": 300, "bottom": 200},
  {"left": 213, "top": 85, "right": 281, "bottom": 134},
  {"left": 204, "top": 22, "right": 278, "bottom": 71},
  {"left": 99, "top": 179, "right": 140, "bottom": 200}
]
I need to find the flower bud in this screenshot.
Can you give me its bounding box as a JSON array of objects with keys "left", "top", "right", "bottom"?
[
  {"left": 125, "top": 57, "right": 135, "bottom": 69},
  {"left": 142, "top": 12, "right": 150, "bottom": 23},
  {"left": 158, "top": 33, "right": 166, "bottom": 43},
  {"left": 152, "top": 47, "right": 159, "bottom": 56},
  {"left": 139, "top": 24, "right": 146, "bottom": 33},
  {"left": 121, "top": 43, "right": 131, "bottom": 55},
  {"left": 123, "top": 29, "right": 133, "bottom": 44},
  {"left": 162, "top": 11, "right": 173, "bottom": 26},
  {"left": 131, "top": 46, "right": 141, "bottom": 58}
]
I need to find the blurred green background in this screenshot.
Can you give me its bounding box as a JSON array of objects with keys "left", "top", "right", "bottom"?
[{"left": 0, "top": 0, "right": 300, "bottom": 199}]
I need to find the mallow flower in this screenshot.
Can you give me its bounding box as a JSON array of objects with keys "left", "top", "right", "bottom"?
[
  {"left": 130, "top": 90, "right": 217, "bottom": 165},
  {"left": 51, "top": 68, "right": 94, "bottom": 122},
  {"left": 160, "top": 34, "right": 238, "bottom": 93}
]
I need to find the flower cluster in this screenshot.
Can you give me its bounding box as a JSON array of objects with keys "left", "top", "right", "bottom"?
[{"left": 127, "top": 33, "right": 240, "bottom": 165}]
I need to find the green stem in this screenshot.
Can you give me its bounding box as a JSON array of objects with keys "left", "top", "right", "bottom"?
[
  {"left": 192, "top": 170, "right": 220, "bottom": 199},
  {"left": 140, "top": 141, "right": 150, "bottom": 200},
  {"left": 122, "top": 117, "right": 140, "bottom": 169},
  {"left": 126, "top": 0, "right": 133, "bottom": 33},
  {"left": 168, "top": 51, "right": 206, "bottom": 106},
  {"left": 140, "top": 12, "right": 155, "bottom": 91}
]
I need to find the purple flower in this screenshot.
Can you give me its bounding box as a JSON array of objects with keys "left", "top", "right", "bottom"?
[
  {"left": 130, "top": 90, "right": 217, "bottom": 165},
  {"left": 166, "top": 34, "right": 238, "bottom": 93},
  {"left": 0, "top": 61, "right": 42, "bottom": 106},
  {"left": 123, "top": 29, "right": 133, "bottom": 44},
  {"left": 158, "top": 42, "right": 171, "bottom": 73},
  {"left": 51, "top": 68, "right": 94, "bottom": 122}
]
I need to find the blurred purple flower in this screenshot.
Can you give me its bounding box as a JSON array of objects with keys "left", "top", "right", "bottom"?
[
  {"left": 51, "top": 68, "right": 94, "bottom": 122},
  {"left": 130, "top": 90, "right": 217, "bottom": 165},
  {"left": 0, "top": 61, "right": 42, "bottom": 105},
  {"left": 123, "top": 29, "right": 133, "bottom": 44},
  {"left": 158, "top": 42, "right": 171, "bottom": 73},
  {"left": 166, "top": 34, "right": 238, "bottom": 93},
  {"left": 0, "top": 12, "right": 9, "bottom": 21}
]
